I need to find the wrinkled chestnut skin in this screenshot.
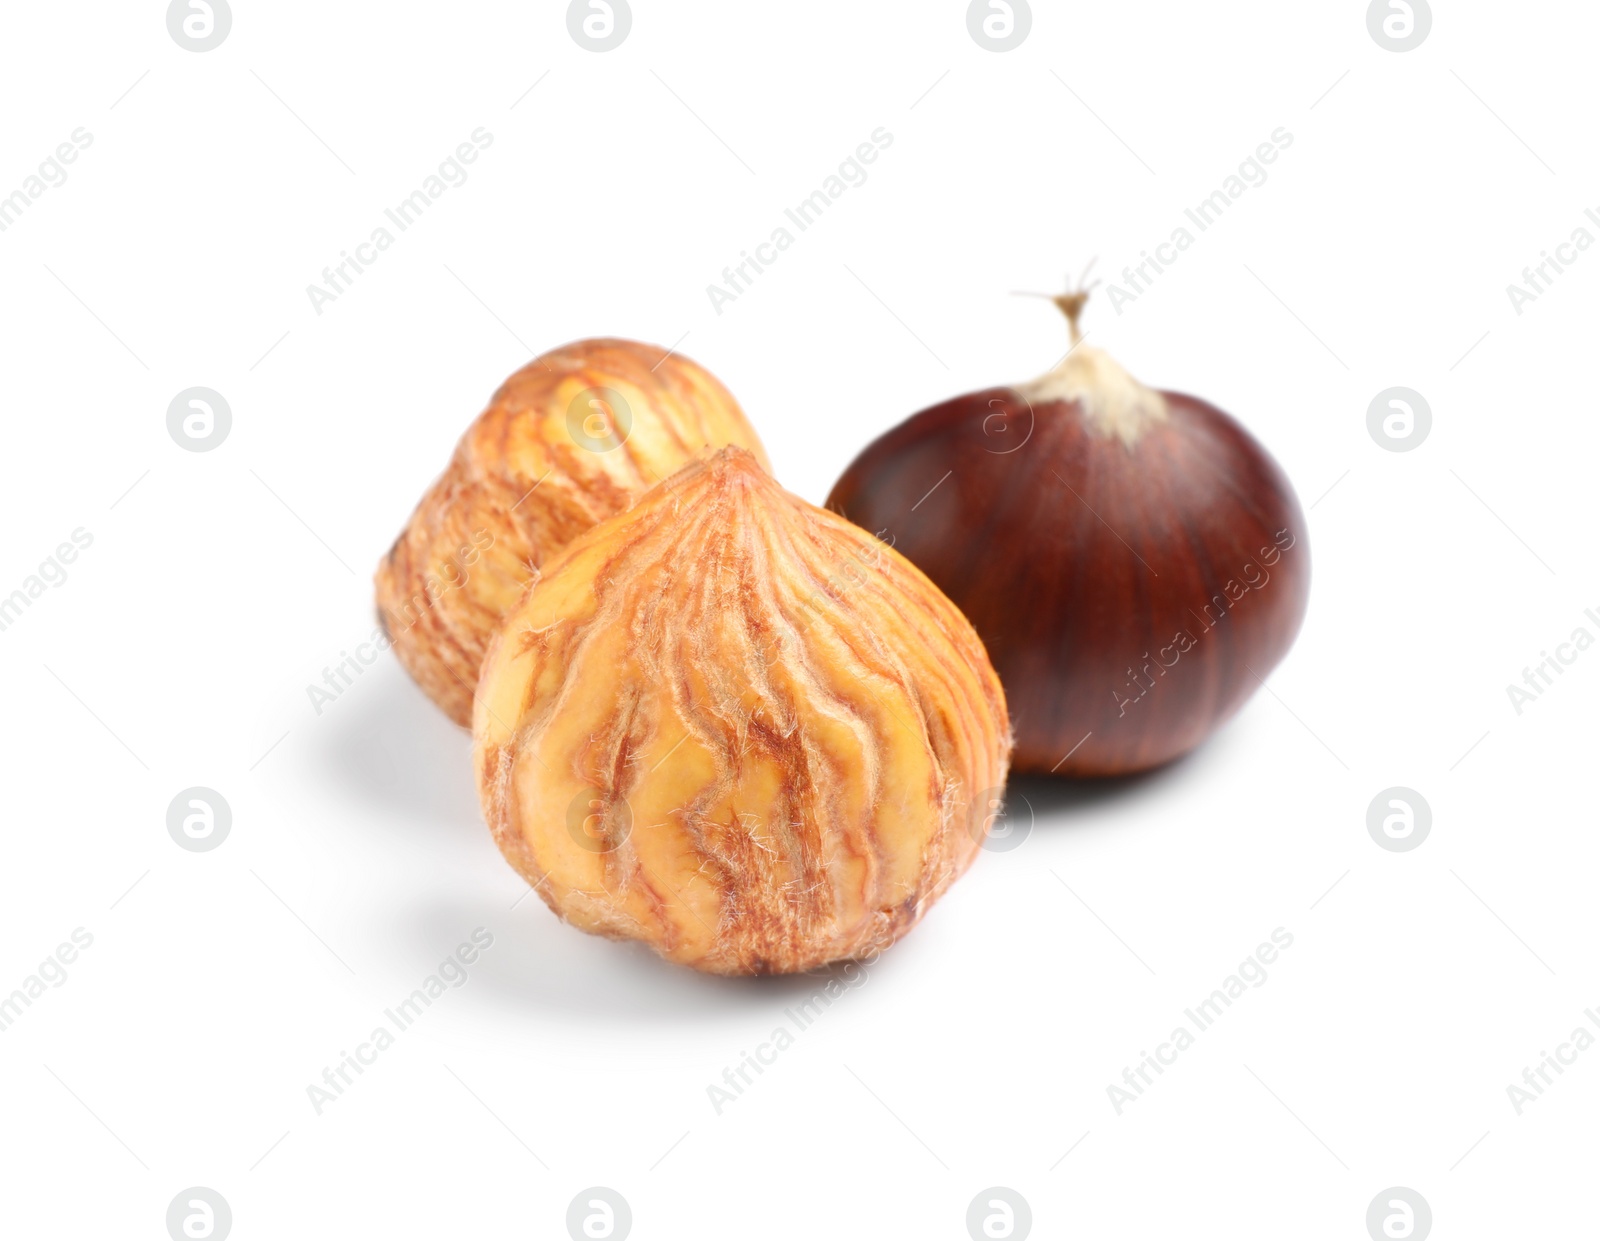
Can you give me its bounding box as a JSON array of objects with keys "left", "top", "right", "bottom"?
[
  {"left": 475, "top": 448, "right": 1010, "bottom": 974},
  {"left": 827, "top": 386, "right": 1309, "bottom": 776},
  {"left": 376, "top": 339, "right": 770, "bottom": 726}
]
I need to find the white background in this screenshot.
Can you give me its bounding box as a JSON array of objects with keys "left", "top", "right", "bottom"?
[{"left": 1, "top": 1, "right": 1595, "bottom": 1237}]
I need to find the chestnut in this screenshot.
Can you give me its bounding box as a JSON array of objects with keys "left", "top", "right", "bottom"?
[{"left": 827, "top": 291, "right": 1309, "bottom": 776}]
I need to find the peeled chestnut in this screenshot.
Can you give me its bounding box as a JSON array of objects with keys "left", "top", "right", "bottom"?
[
  {"left": 376, "top": 338, "right": 770, "bottom": 726},
  {"left": 828, "top": 291, "right": 1309, "bottom": 776},
  {"left": 475, "top": 447, "right": 1010, "bottom": 974}
]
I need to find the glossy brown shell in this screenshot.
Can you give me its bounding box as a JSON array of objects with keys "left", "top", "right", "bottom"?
[{"left": 827, "top": 384, "right": 1309, "bottom": 775}]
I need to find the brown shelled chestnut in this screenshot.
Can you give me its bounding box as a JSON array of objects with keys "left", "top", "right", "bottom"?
[{"left": 828, "top": 290, "right": 1309, "bottom": 776}]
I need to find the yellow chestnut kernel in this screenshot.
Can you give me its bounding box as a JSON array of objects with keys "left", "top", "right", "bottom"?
[
  {"left": 474, "top": 446, "right": 1011, "bottom": 975},
  {"left": 376, "top": 338, "right": 770, "bottom": 725}
]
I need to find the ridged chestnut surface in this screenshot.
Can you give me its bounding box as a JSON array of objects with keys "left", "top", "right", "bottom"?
[
  {"left": 828, "top": 320, "right": 1308, "bottom": 776},
  {"left": 376, "top": 339, "right": 770, "bottom": 726},
  {"left": 474, "top": 447, "right": 1010, "bottom": 975}
]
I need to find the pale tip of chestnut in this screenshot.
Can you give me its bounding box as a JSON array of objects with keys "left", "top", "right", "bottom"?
[
  {"left": 1011, "top": 281, "right": 1168, "bottom": 448},
  {"left": 1014, "top": 345, "right": 1169, "bottom": 449}
]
